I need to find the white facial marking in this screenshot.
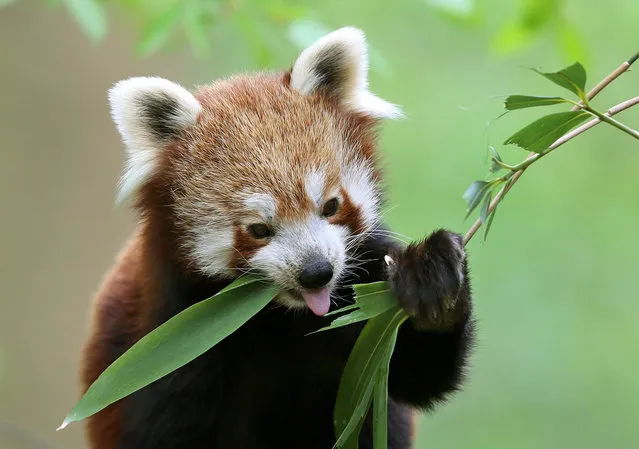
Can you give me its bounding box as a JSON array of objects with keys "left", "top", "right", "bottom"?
[
  {"left": 305, "top": 170, "right": 326, "bottom": 206},
  {"left": 242, "top": 192, "right": 277, "bottom": 221},
  {"left": 275, "top": 291, "right": 308, "bottom": 310},
  {"left": 341, "top": 159, "right": 380, "bottom": 230},
  {"left": 189, "top": 224, "right": 234, "bottom": 277},
  {"left": 249, "top": 217, "right": 348, "bottom": 293}
]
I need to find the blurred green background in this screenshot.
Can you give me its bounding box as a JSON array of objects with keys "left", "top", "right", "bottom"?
[{"left": 1, "top": 0, "right": 638, "bottom": 448}]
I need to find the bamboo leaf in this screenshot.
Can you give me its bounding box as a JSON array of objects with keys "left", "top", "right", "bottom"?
[
  {"left": 532, "top": 62, "right": 587, "bottom": 100},
  {"left": 504, "top": 95, "right": 570, "bottom": 110},
  {"left": 311, "top": 282, "right": 396, "bottom": 334},
  {"left": 463, "top": 181, "right": 492, "bottom": 218},
  {"left": 333, "top": 379, "right": 375, "bottom": 449},
  {"left": 480, "top": 191, "right": 492, "bottom": 224},
  {"left": 463, "top": 180, "right": 488, "bottom": 206},
  {"left": 333, "top": 307, "right": 407, "bottom": 447},
  {"left": 489, "top": 146, "right": 504, "bottom": 173},
  {"left": 59, "top": 276, "right": 277, "bottom": 428},
  {"left": 503, "top": 111, "right": 590, "bottom": 154},
  {"left": 483, "top": 205, "right": 497, "bottom": 241},
  {"left": 63, "top": 0, "right": 107, "bottom": 43},
  {"left": 352, "top": 281, "right": 391, "bottom": 298},
  {"left": 372, "top": 329, "right": 396, "bottom": 449}
]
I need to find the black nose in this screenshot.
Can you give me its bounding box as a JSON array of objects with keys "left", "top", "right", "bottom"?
[{"left": 298, "top": 259, "right": 334, "bottom": 290}]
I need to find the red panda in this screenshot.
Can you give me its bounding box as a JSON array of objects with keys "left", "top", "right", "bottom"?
[{"left": 80, "top": 27, "right": 474, "bottom": 449}]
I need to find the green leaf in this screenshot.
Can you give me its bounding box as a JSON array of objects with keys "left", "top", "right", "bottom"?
[
  {"left": 352, "top": 283, "right": 397, "bottom": 317},
  {"left": 504, "top": 110, "right": 590, "bottom": 154},
  {"left": 334, "top": 379, "right": 375, "bottom": 449},
  {"left": 137, "top": 3, "right": 184, "bottom": 56},
  {"left": 333, "top": 307, "right": 407, "bottom": 447},
  {"left": 311, "top": 282, "right": 396, "bottom": 334},
  {"left": 484, "top": 177, "right": 515, "bottom": 241},
  {"left": 483, "top": 205, "right": 497, "bottom": 241},
  {"left": 324, "top": 302, "right": 360, "bottom": 317},
  {"left": 489, "top": 147, "right": 504, "bottom": 173},
  {"left": 59, "top": 276, "right": 277, "bottom": 428},
  {"left": 462, "top": 181, "right": 488, "bottom": 206},
  {"left": 533, "top": 62, "right": 587, "bottom": 100},
  {"left": 504, "top": 95, "right": 570, "bottom": 111},
  {"left": 463, "top": 180, "right": 491, "bottom": 218},
  {"left": 372, "top": 333, "right": 394, "bottom": 449},
  {"left": 63, "top": 0, "right": 107, "bottom": 43},
  {"left": 353, "top": 281, "right": 391, "bottom": 298},
  {"left": 480, "top": 191, "right": 492, "bottom": 224}
]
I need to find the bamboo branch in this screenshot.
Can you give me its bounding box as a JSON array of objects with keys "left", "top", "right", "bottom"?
[
  {"left": 583, "top": 104, "right": 639, "bottom": 139},
  {"left": 575, "top": 51, "right": 639, "bottom": 106},
  {"left": 463, "top": 53, "right": 639, "bottom": 245}
]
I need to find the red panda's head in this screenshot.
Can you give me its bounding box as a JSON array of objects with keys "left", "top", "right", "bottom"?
[{"left": 108, "top": 28, "right": 402, "bottom": 316}]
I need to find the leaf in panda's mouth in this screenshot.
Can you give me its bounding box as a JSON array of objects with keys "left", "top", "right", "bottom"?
[
  {"left": 58, "top": 275, "right": 277, "bottom": 429},
  {"left": 308, "top": 281, "right": 397, "bottom": 334}
]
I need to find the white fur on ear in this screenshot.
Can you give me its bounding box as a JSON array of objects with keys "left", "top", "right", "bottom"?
[
  {"left": 108, "top": 77, "right": 201, "bottom": 203},
  {"left": 290, "top": 27, "right": 402, "bottom": 119}
]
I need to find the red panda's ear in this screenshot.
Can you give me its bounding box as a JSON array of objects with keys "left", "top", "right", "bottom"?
[
  {"left": 290, "top": 27, "right": 402, "bottom": 120},
  {"left": 108, "top": 77, "right": 201, "bottom": 204}
]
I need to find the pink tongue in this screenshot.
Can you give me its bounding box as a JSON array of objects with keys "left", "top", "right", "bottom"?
[{"left": 301, "top": 287, "right": 331, "bottom": 316}]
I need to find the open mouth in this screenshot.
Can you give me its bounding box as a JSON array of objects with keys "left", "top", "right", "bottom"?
[
  {"left": 300, "top": 287, "right": 331, "bottom": 316},
  {"left": 285, "top": 287, "right": 331, "bottom": 317}
]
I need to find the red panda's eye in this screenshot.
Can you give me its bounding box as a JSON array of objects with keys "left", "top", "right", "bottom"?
[
  {"left": 247, "top": 223, "right": 273, "bottom": 239},
  {"left": 322, "top": 198, "right": 339, "bottom": 218}
]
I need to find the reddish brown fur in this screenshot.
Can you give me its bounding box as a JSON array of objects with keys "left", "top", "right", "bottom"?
[
  {"left": 81, "top": 71, "right": 384, "bottom": 449},
  {"left": 160, "top": 72, "right": 378, "bottom": 268},
  {"left": 81, "top": 204, "right": 202, "bottom": 449},
  {"left": 81, "top": 235, "right": 145, "bottom": 449},
  {"left": 82, "top": 169, "right": 196, "bottom": 449},
  {"left": 331, "top": 187, "right": 367, "bottom": 234},
  {"left": 230, "top": 226, "right": 269, "bottom": 269}
]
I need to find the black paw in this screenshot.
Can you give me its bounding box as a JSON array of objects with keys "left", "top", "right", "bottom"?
[{"left": 387, "top": 229, "right": 470, "bottom": 330}]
